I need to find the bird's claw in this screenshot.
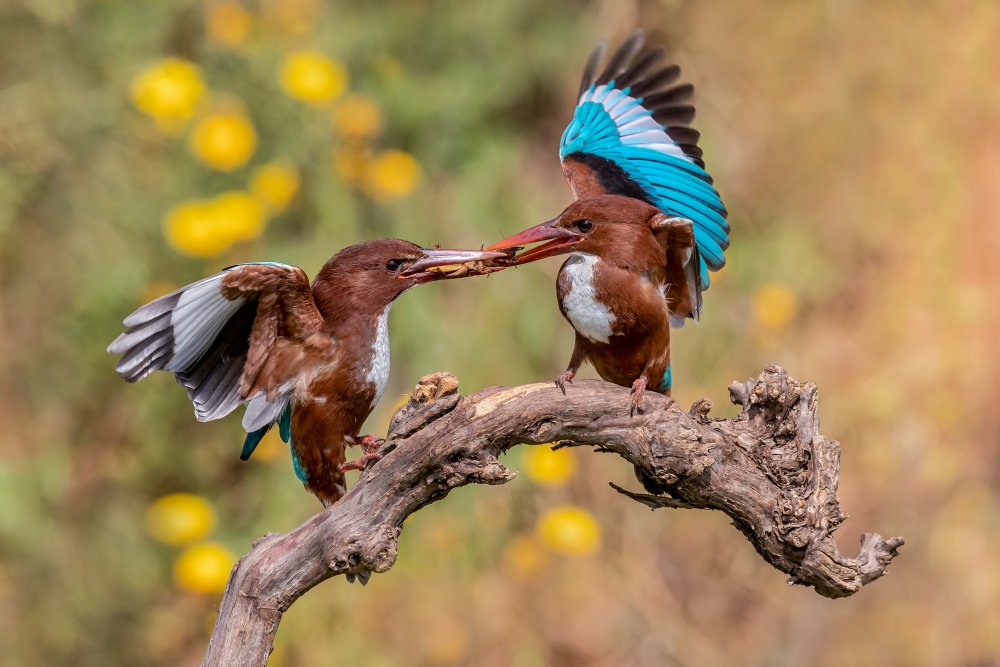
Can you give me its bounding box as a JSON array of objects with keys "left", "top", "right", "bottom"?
[
  {"left": 340, "top": 434, "right": 385, "bottom": 472},
  {"left": 629, "top": 377, "right": 648, "bottom": 417},
  {"left": 338, "top": 450, "right": 382, "bottom": 473},
  {"left": 554, "top": 369, "right": 575, "bottom": 395}
]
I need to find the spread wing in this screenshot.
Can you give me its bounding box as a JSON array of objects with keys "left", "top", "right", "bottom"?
[
  {"left": 559, "top": 30, "right": 729, "bottom": 322},
  {"left": 108, "top": 262, "right": 325, "bottom": 459}
]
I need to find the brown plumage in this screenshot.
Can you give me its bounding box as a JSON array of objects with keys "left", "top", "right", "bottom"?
[
  {"left": 487, "top": 30, "right": 729, "bottom": 416},
  {"left": 109, "top": 239, "right": 510, "bottom": 507},
  {"left": 491, "top": 195, "right": 694, "bottom": 413}
]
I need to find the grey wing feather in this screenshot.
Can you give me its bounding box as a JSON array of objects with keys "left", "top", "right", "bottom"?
[
  {"left": 174, "top": 299, "right": 256, "bottom": 422},
  {"left": 110, "top": 263, "right": 313, "bottom": 437},
  {"left": 109, "top": 271, "right": 250, "bottom": 420},
  {"left": 242, "top": 383, "right": 294, "bottom": 432}
]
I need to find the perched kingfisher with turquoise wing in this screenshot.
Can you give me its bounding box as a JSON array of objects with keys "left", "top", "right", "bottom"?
[
  {"left": 488, "top": 30, "right": 730, "bottom": 414},
  {"left": 109, "top": 241, "right": 509, "bottom": 507}
]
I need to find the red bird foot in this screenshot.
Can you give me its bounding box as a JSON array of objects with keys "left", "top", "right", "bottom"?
[
  {"left": 630, "top": 376, "right": 648, "bottom": 417},
  {"left": 555, "top": 369, "right": 576, "bottom": 395},
  {"left": 339, "top": 434, "right": 385, "bottom": 472}
]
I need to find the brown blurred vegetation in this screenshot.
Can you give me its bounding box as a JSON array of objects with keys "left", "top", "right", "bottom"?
[{"left": 1, "top": 1, "right": 998, "bottom": 665}]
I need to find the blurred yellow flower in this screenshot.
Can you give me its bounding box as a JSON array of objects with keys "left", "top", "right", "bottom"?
[
  {"left": 164, "top": 200, "right": 230, "bottom": 258},
  {"left": 206, "top": 2, "right": 251, "bottom": 46},
  {"left": 331, "top": 93, "right": 383, "bottom": 139},
  {"left": 250, "top": 160, "right": 300, "bottom": 212},
  {"left": 331, "top": 144, "right": 372, "bottom": 186},
  {"left": 752, "top": 282, "right": 798, "bottom": 329},
  {"left": 522, "top": 446, "right": 576, "bottom": 487},
  {"left": 130, "top": 58, "right": 205, "bottom": 132},
  {"left": 174, "top": 542, "right": 236, "bottom": 594},
  {"left": 164, "top": 191, "right": 266, "bottom": 258},
  {"left": 279, "top": 50, "right": 347, "bottom": 106},
  {"left": 213, "top": 190, "right": 266, "bottom": 241},
  {"left": 145, "top": 493, "right": 217, "bottom": 546},
  {"left": 536, "top": 505, "right": 601, "bottom": 557},
  {"left": 502, "top": 535, "right": 548, "bottom": 577},
  {"left": 189, "top": 111, "right": 257, "bottom": 171},
  {"left": 366, "top": 149, "right": 422, "bottom": 201}
]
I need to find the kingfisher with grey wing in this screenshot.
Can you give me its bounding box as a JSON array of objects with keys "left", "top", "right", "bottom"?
[
  {"left": 109, "top": 240, "right": 509, "bottom": 507},
  {"left": 488, "top": 30, "right": 730, "bottom": 414}
]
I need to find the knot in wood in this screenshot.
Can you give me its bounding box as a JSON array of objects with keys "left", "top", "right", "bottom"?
[{"left": 411, "top": 372, "right": 460, "bottom": 403}]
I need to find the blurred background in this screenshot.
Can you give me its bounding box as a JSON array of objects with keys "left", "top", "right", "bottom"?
[{"left": 1, "top": 0, "right": 998, "bottom": 665}]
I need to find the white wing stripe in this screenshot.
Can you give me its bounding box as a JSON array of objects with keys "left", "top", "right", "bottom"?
[
  {"left": 616, "top": 115, "right": 661, "bottom": 135},
  {"left": 576, "top": 86, "right": 695, "bottom": 166},
  {"left": 167, "top": 278, "right": 246, "bottom": 371}
]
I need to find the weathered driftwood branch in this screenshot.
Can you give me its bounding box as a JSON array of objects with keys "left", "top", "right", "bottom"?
[{"left": 202, "top": 365, "right": 903, "bottom": 666}]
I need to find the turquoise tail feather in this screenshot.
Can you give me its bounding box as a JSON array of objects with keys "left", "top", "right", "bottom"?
[
  {"left": 241, "top": 404, "right": 292, "bottom": 461},
  {"left": 240, "top": 426, "right": 269, "bottom": 460}
]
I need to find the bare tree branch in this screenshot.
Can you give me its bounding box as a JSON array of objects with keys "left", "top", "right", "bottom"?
[{"left": 202, "top": 365, "right": 903, "bottom": 666}]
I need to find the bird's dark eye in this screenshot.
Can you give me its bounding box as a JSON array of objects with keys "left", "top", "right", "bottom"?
[
  {"left": 385, "top": 259, "right": 404, "bottom": 272},
  {"left": 576, "top": 219, "right": 593, "bottom": 232}
]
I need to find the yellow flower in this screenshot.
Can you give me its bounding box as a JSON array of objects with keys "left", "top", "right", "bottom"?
[
  {"left": 163, "top": 191, "right": 266, "bottom": 258},
  {"left": 250, "top": 160, "right": 300, "bottom": 212},
  {"left": 189, "top": 111, "right": 257, "bottom": 171},
  {"left": 206, "top": 2, "right": 251, "bottom": 47},
  {"left": 751, "top": 282, "right": 798, "bottom": 329},
  {"left": 331, "top": 93, "right": 383, "bottom": 139},
  {"left": 522, "top": 446, "right": 576, "bottom": 487},
  {"left": 536, "top": 505, "right": 601, "bottom": 557},
  {"left": 146, "top": 493, "right": 217, "bottom": 546},
  {"left": 213, "top": 190, "right": 266, "bottom": 242},
  {"left": 279, "top": 50, "right": 347, "bottom": 106},
  {"left": 331, "top": 144, "right": 372, "bottom": 186},
  {"left": 502, "top": 535, "right": 548, "bottom": 577},
  {"left": 164, "top": 200, "right": 232, "bottom": 258},
  {"left": 366, "top": 149, "right": 422, "bottom": 201},
  {"left": 174, "top": 542, "right": 236, "bottom": 593},
  {"left": 130, "top": 58, "right": 206, "bottom": 132}
]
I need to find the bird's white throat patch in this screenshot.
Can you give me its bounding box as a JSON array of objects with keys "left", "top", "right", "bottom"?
[
  {"left": 561, "top": 253, "right": 615, "bottom": 343},
  {"left": 366, "top": 306, "right": 391, "bottom": 408}
]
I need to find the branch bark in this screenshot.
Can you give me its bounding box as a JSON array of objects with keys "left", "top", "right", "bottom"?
[{"left": 202, "top": 365, "right": 903, "bottom": 666}]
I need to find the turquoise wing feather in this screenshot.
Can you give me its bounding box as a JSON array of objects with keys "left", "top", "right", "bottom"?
[{"left": 559, "top": 30, "right": 729, "bottom": 319}]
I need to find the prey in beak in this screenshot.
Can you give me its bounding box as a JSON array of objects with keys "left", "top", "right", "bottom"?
[
  {"left": 486, "top": 219, "right": 583, "bottom": 264},
  {"left": 399, "top": 248, "right": 515, "bottom": 282}
]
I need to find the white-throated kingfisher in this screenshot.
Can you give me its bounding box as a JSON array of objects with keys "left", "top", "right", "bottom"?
[
  {"left": 488, "top": 30, "right": 730, "bottom": 414},
  {"left": 109, "top": 240, "right": 508, "bottom": 507}
]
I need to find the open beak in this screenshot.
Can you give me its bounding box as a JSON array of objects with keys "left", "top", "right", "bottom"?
[
  {"left": 486, "top": 219, "right": 582, "bottom": 264},
  {"left": 399, "top": 248, "right": 512, "bottom": 282}
]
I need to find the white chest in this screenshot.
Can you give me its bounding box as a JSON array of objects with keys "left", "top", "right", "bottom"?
[
  {"left": 560, "top": 253, "right": 616, "bottom": 344},
  {"left": 365, "top": 306, "right": 391, "bottom": 408}
]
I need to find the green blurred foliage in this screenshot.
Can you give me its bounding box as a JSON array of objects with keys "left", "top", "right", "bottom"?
[{"left": 1, "top": 0, "right": 999, "bottom": 665}]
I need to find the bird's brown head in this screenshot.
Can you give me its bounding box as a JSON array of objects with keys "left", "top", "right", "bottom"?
[
  {"left": 312, "top": 238, "right": 507, "bottom": 317},
  {"left": 487, "top": 195, "right": 665, "bottom": 270}
]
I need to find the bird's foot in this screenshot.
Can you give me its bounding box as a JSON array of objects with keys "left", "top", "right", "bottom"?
[
  {"left": 555, "top": 369, "right": 575, "bottom": 395},
  {"left": 339, "top": 434, "right": 385, "bottom": 472},
  {"left": 339, "top": 450, "right": 382, "bottom": 472},
  {"left": 630, "top": 376, "right": 648, "bottom": 416}
]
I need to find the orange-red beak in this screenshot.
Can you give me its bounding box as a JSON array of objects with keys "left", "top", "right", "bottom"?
[{"left": 486, "top": 219, "right": 583, "bottom": 264}]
